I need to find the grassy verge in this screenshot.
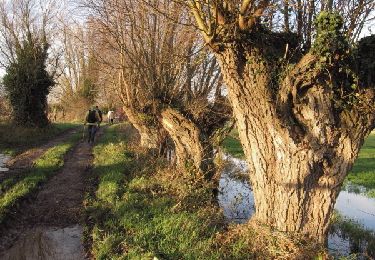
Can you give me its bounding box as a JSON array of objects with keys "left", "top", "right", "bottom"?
[
  {"left": 346, "top": 133, "right": 375, "bottom": 198},
  {"left": 0, "top": 122, "right": 79, "bottom": 155},
  {"left": 0, "top": 132, "right": 80, "bottom": 223},
  {"left": 221, "top": 128, "right": 244, "bottom": 158},
  {"left": 85, "top": 124, "right": 324, "bottom": 259},
  {"left": 86, "top": 124, "right": 225, "bottom": 259}
]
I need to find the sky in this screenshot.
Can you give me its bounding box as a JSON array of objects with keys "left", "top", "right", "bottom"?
[
  {"left": 360, "top": 19, "right": 374, "bottom": 38},
  {"left": 0, "top": 6, "right": 373, "bottom": 82}
]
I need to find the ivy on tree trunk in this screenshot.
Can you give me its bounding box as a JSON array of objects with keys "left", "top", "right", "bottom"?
[{"left": 3, "top": 34, "right": 54, "bottom": 128}]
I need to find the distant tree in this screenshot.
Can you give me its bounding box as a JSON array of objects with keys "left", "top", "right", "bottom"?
[
  {"left": 0, "top": 84, "right": 12, "bottom": 121},
  {"left": 85, "top": 0, "right": 232, "bottom": 179},
  {"left": 0, "top": 0, "right": 58, "bottom": 127},
  {"left": 55, "top": 18, "right": 102, "bottom": 120},
  {"left": 3, "top": 33, "right": 54, "bottom": 127}
]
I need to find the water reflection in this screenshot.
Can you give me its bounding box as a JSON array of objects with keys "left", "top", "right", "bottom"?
[
  {"left": 0, "top": 154, "right": 11, "bottom": 172},
  {"left": 218, "top": 154, "right": 375, "bottom": 258},
  {"left": 335, "top": 190, "right": 375, "bottom": 230},
  {"left": 218, "top": 154, "right": 252, "bottom": 224},
  {"left": 218, "top": 172, "right": 254, "bottom": 223},
  {"left": 0, "top": 225, "right": 85, "bottom": 260}
]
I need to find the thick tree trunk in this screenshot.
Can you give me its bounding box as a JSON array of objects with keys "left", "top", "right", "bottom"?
[
  {"left": 216, "top": 47, "right": 374, "bottom": 243},
  {"left": 122, "top": 106, "right": 160, "bottom": 149},
  {"left": 161, "top": 108, "right": 215, "bottom": 179}
]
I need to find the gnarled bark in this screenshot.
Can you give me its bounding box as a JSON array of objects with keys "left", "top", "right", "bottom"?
[
  {"left": 188, "top": 1, "right": 375, "bottom": 243},
  {"left": 161, "top": 108, "right": 215, "bottom": 179},
  {"left": 216, "top": 44, "right": 375, "bottom": 243},
  {"left": 122, "top": 106, "right": 160, "bottom": 149}
]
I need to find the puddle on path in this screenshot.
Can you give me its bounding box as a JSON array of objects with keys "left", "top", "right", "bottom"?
[
  {"left": 0, "top": 225, "right": 85, "bottom": 260},
  {"left": 0, "top": 154, "right": 11, "bottom": 172},
  {"left": 218, "top": 154, "right": 375, "bottom": 258}
]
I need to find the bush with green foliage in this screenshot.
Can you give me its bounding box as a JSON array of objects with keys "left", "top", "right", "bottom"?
[{"left": 3, "top": 33, "right": 54, "bottom": 127}]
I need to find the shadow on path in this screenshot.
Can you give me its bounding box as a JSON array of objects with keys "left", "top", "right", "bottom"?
[
  {"left": 0, "top": 127, "right": 104, "bottom": 260},
  {"left": 0, "top": 128, "right": 80, "bottom": 182}
]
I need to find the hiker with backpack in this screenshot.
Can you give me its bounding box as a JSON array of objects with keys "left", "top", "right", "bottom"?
[{"left": 84, "top": 107, "right": 101, "bottom": 143}]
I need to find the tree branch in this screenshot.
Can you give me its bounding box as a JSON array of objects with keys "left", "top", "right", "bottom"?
[
  {"left": 239, "top": 0, "right": 254, "bottom": 30},
  {"left": 188, "top": 0, "right": 210, "bottom": 43},
  {"left": 247, "top": 0, "right": 270, "bottom": 29}
]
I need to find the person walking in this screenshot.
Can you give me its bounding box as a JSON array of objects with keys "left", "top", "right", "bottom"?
[
  {"left": 107, "top": 110, "right": 114, "bottom": 124},
  {"left": 84, "top": 107, "right": 101, "bottom": 144}
]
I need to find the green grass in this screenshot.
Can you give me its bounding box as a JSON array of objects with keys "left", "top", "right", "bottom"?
[
  {"left": 346, "top": 133, "right": 375, "bottom": 197},
  {"left": 221, "top": 129, "right": 244, "bottom": 158},
  {"left": 86, "top": 124, "right": 226, "bottom": 259},
  {"left": 222, "top": 130, "right": 375, "bottom": 198},
  {"left": 0, "top": 122, "right": 79, "bottom": 155},
  {"left": 0, "top": 132, "right": 80, "bottom": 223}
]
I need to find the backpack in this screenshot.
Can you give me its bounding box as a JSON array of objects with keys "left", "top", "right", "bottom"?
[{"left": 87, "top": 110, "right": 97, "bottom": 123}]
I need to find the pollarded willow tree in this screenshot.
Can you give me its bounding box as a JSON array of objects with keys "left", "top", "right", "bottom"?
[
  {"left": 183, "top": 0, "right": 375, "bottom": 243},
  {"left": 85, "top": 0, "right": 231, "bottom": 178},
  {"left": 84, "top": 0, "right": 187, "bottom": 150},
  {"left": 160, "top": 50, "right": 231, "bottom": 179}
]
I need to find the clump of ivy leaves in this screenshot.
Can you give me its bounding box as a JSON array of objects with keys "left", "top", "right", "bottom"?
[
  {"left": 355, "top": 35, "right": 375, "bottom": 89},
  {"left": 311, "top": 11, "right": 360, "bottom": 109}
]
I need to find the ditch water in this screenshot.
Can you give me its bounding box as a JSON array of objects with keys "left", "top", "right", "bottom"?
[
  {"left": 0, "top": 153, "right": 11, "bottom": 172},
  {"left": 218, "top": 154, "right": 375, "bottom": 259}
]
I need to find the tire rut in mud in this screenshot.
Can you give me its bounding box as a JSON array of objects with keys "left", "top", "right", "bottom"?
[
  {"left": 0, "top": 128, "right": 104, "bottom": 259},
  {"left": 0, "top": 127, "right": 81, "bottom": 183}
]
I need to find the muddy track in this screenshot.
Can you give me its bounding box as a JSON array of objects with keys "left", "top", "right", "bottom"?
[
  {"left": 0, "top": 127, "right": 104, "bottom": 259},
  {"left": 0, "top": 127, "right": 81, "bottom": 183}
]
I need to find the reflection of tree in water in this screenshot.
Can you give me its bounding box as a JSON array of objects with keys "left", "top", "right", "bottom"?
[
  {"left": 330, "top": 213, "right": 375, "bottom": 258},
  {"left": 0, "top": 154, "right": 11, "bottom": 172},
  {"left": 343, "top": 182, "right": 367, "bottom": 195},
  {"left": 218, "top": 155, "right": 254, "bottom": 223},
  {"left": 219, "top": 175, "right": 254, "bottom": 222}
]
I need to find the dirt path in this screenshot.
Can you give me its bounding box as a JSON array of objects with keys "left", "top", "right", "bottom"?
[
  {"left": 0, "top": 127, "right": 81, "bottom": 182},
  {"left": 0, "top": 128, "right": 103, "bottom": 259}
]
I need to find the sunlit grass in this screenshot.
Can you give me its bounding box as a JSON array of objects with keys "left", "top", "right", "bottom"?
[
  {"left": 0, "top": 122, "right": 79, "bottom": 155},
  {"left": 346, "top": 133, "right": 375, "bottom": 198},
  {"left": 86, "top": 124, "right": 225, "bottom": 259},
  {"left": 0, "top": 132, "right": 80, "bottom": 223},
  {"left": 221, "top": 135, "right": 244, "bottom": 158}
]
